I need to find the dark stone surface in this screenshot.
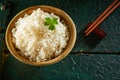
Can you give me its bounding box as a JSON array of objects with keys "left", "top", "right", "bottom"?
[{"left": 0, "top": 0, "right": 120, "bottom": 80}]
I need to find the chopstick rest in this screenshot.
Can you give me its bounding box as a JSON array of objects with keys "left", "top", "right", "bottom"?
[
  {"left": 86, "top": 22, "right": 107, "bottom": 39},
  {"left": 83, "top": 22, "right": 107, "bottom": 48}
]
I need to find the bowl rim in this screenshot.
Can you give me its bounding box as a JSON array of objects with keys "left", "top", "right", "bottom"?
[{"left": 5, "top": 5, "right": 76, "bottom": 66}]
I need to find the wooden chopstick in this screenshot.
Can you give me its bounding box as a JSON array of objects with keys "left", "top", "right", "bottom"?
[
  {"left": 85, "top": 0, "right": 120, "bottom": 36},
  {"left": 85, "top": 0, "right": 118, "bottom": 33}
]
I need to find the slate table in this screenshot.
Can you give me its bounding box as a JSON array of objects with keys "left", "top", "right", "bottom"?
[{"left": 0, "top": 0, "right": 120, "bottom": 80}]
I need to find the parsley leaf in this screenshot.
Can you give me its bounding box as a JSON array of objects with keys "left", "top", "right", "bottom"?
[{"left": 44, "top": 17, "right": 58, "bottom": 31}]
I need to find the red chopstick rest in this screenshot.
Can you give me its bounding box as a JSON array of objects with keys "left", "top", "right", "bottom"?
[
  {"left": 86, "top": 22, "right": 107, "bottom": 39},
  {"left": 93, "top": 27, "right": 107, "bottom": 39}
]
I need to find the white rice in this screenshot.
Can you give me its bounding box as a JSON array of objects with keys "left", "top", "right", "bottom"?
[{"left": 12, "top": 8, "right": 69, "bottom": 62}]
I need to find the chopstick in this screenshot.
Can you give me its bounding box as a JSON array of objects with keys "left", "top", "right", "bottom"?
[
  {"left": 85, "top": 0, "right": 118, "bottom": 33},
  {"left": 85, "top": 0, "right": 120, "bottom": 36}
]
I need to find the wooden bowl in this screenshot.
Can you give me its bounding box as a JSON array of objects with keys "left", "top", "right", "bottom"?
[{"left": 5, "top": 5, "right": 76, "bottom": 66}]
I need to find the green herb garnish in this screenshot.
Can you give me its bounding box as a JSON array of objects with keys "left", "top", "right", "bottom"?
[{"left": 44, "top": 17, "right": 58, "bottom": 31}]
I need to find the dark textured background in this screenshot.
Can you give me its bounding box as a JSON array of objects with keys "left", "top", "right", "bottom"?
[{"left": 0, "top": 0, "right": 120, "bottom": 80}]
